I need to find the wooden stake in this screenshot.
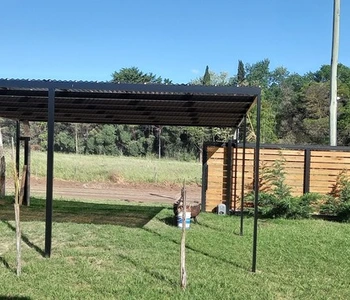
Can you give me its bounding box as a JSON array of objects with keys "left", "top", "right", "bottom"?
[
  {"left": 14, "top": 202, "right": 21, "bottom": 276},
  {"left": 19, "top": 165, "right": 27, "bottom": 206},
  {"left": 180, "top": 182, "right": 187, "bottom": 290},
  {"left": 0, "top": 128, "right": 5, "bottom": 197},
  {"left": 11, "top": 137, "right": 21, "bottom": 276}
]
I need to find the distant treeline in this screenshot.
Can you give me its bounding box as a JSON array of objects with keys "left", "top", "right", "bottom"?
[{"left": 1, "top": 61, "right": 350, "bottom": 160}]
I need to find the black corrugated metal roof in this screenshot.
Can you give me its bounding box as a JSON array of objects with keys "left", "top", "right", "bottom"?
[{"left": 0, "top": 79, "right": 260, "bottom": 127}]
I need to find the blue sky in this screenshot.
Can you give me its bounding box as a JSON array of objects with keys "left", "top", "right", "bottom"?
[{"left": 0, "top": 0, "right": 349, "bottom": 84}]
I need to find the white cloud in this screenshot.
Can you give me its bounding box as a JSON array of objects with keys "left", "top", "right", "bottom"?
[{"left": 191, "top": 69, "right": 199, "bottom": 74}]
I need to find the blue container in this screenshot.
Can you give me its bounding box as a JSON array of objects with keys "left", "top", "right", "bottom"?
[{"left": 177, "top": 212, "right": 191, "bottom": 229}]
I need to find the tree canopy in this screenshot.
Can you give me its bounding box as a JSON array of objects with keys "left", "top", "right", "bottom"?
[{"left": 111, "top": 66, "right": 172, "bottom": 84}]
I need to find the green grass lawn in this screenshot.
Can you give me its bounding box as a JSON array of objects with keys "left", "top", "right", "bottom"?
[
  {"left": 13, "top": 151, "right": 201, "bottom": 185},
  {"left": 1, "top": 196, "right": 350, "bottom": 299}
]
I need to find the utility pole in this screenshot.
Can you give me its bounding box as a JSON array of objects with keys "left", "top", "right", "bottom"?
[{"left": 330, "top": 0, "right": 340, "bottom": 146}]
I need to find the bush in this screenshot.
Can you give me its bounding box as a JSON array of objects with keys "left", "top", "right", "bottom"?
[
  {"left": 319, "top": 196, "right": 339, "bottom": 215},
  {"left": 245, "top": 157, "right": 318, "bottom": 219},
  {"left": 244, "top": 162, "right": 350, "bottom": 221},
  {"left": 337, "top": 202, "right": 350, "bottom": 221},
  {"left": 284, "top": 196, "right": 314, "bottom": 219},
  {"left": 246, "top": 192, "right": 313, "bottom": 219},
  {"left": 258, "top": 193, "right": 289, "bottom": 218},
  {"left": 320, "top": 171, "right": 350, "bottom": 221}
]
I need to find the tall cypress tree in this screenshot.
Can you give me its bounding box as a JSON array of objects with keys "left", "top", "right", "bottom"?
[
  {"left": 202, "top": 65, "right": 211, "bottom": 86},
  {"left": 237, "top": 60, "right": 245, "bottom": 85}
]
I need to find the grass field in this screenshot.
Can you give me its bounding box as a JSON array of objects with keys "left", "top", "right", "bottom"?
[
  {"left": 9, "top": 150, "right": 202, "bottom": 185},
  {"left": 1, "top": 196, "right": 350, "bottom": 299}
]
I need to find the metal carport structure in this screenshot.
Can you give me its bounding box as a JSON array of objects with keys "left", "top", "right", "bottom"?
[{"left": 0, "top": 78, "right": 261, "bottom": 271}]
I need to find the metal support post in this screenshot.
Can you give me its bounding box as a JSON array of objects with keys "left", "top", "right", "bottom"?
[
  {"left": 240, "top": 115, "right": 247, "bottom": 236},
  {"left": 252, "top": 95, "right": 261, "bottom": 273},
  {"left": 45, "top": 88, "right": 55, "bottom": 258}
]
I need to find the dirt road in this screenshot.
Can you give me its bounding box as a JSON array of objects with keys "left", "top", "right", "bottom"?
[{"left": 5, "top": 177, "right": 202, "bottom": 205}]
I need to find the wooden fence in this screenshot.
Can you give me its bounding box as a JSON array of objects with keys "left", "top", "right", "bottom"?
[{"left": 202, "top": 143, "right": 350, "bottom": 212}]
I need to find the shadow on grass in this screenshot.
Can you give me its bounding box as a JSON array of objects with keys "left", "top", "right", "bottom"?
[
  {"left": 142, "top": 226, "right": 248, "bottom": 271},
  {"left": 160, "top": 215, "right": 177, "bottom": 227},
  {"left": 0, "top": 256, "right": 12, "bottom": 272},
  {"left": 0, "top": 297, "right": 31, "bottom": 300},
  {"left": 118, "top": 253, "right": 177, "bottom": 286},
  {"left": 2, "top": 220, "right": 45, "bottom": 257},
  {"left": 0, "top": 196, "right": 163, "bottom": 228}
]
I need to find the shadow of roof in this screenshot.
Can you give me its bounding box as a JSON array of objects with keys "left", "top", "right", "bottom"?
[{"left": 0, "top": 196, "right": 165, "bottom": 228}]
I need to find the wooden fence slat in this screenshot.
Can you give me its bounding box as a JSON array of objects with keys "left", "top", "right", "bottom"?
[{"left": 311, "top": 151, "right": 350, "bottom": 158}]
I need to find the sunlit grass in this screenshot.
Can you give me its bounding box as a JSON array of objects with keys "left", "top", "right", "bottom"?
[
  {"left": 1, "top": 196, "right": 350, "bottom": 299},
  {"left": 5, "top": 150, "right": 202, "bottom": 185}
]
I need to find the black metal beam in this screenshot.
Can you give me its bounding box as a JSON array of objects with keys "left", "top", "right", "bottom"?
[
  {"left": 0, "top": 114, "right": 243, "bottom": 128},
  {"left": 252, "top": 95, "right": 261, "bottom": 273},
  {"left": 45, "top": 88, "right": 55, "bottom": 258},
  {"left": 201, "top": 147, "right": 208, "bottom": 213},
  {"left": 23, "top": 137, "right": 30, "bottom": 206},
  {"left": 303, "top": 149, "right": 311, "bottom": 194},
  {"left": 239, "top": 143, "right": 350, "bottom": 152},
  {"left": 15, "top": 121, "right": 20, "bottom": 176},
  {"left": 226, "top": 140, "right": 233, "bottom": 215},
  {"left": 233, "top": 141, "right": 238, "bottom": 213},
  {"left": 240, "top": 115, "right": 247, "bottom": 236}
]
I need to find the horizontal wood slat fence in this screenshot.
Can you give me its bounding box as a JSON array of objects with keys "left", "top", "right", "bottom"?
[{"left": 203, "top": 143, "right": 350, "bottom": 212}]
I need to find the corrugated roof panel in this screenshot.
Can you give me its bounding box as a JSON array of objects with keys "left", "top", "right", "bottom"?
[{"left": 0, "top": 78, "right": 260, "bottom": 127}]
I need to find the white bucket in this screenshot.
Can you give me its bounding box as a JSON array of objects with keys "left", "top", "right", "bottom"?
[{"left": 177, "top": 212, "right": 191, "bottom": 229}]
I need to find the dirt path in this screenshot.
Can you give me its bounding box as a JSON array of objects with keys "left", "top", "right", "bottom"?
[{"left": 5, "top": 177, "right": 202, "bottom": 205}]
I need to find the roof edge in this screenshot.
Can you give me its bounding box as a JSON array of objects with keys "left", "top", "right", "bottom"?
[{"left": 0, "top": 78, "right": 261, "bottom": 96}]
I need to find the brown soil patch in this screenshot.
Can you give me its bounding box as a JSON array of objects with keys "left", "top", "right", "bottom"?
[{"left": 5, "top": 177, "right": 201, "bottom": 205}]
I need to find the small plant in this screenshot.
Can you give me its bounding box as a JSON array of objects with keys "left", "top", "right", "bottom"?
[
  {"left": 320, "top": 170, "right": 350, "bottom": 221},
  {"left": 284, "top": 196, "right": 314, "bottom": 219},
  {"left": 244, "top": 155, "right": 318, "bottom": 219},
  {"left": 319, "top": 195, "right": 340, "bottom": 215},
  {"left": 264, "top": 156, "right": 291, "bottom": 199}
]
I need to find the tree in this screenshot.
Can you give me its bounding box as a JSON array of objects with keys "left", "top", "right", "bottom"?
[
  {"left": 202, "top": 66, "right": 211, "bottom": 85},
  {"left": 245, "top": 59, "right": 270, "bottom": 88},
  {"left": 237, "top": 60, "right": 245, "bottom": 85},
  {"left": 301, "top": 82, "right": 330, "bottom": 144},
  {"left": 191, "top": 70, "right": 232, "bottom": 86},
  {"left": 111, "top": 66, "right": 171, "bottom": 84},
  {"left": 275, "top": 73, "right": 310, "bottom": 143},
  {"left": 181, "top": 127, "right": 210, "bottom": 162},
  {"left": 244, "top": 60, "right": 278, "bottom": 143}
]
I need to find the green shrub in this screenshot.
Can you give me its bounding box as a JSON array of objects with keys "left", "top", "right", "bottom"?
[
  {"left": 259, "top": 193, "right": 289, "bottom": 218},
  {"left": 320, "top": 171, "right": 350, "bottom": 221},
  {"left": 335, "top": 172, "right": 350, "bottom": 221},
  {"left": 247, "top": 193, "right": 313, "bottom": 219},
  {"left": 264, "top": 157, "right": 291, "bottom": 199},
  {"left": 244, "top": 157, "right": 318, "bottom": 219},
  {"left": 338, "top": 174, "right": 350, "bottom": 203},
  {"left": 319, "top": 196, "right": 339, "bottom": 215},
  {"left": 285, "top": 196, "right": 313, "bottom": 219},
  {"left": 337, "top": 202, "right": 350, "bottom": 221}
]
